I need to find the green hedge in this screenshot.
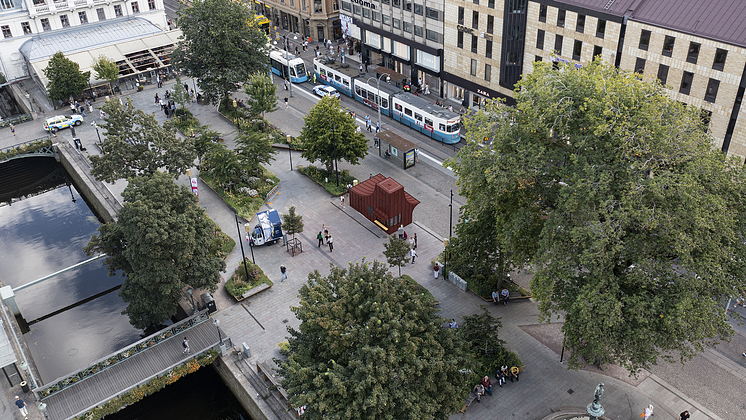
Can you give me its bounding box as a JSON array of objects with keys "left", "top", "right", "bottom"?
[
  {"left": 0, "top": 138, "right": 51, "bottom": 161},
  {"left": 297, "top": 166, "right": 356, "bottom": 196},
  {"left": 225, "top": 258, "right": 273, "bottom": 299},
  {"left": 200, "top": 167, "right": 280, "bottom": 220}
]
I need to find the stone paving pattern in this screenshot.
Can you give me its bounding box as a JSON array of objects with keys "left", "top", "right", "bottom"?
[{"left": 3, "top": 54, "right": 746, "bottom": 420}]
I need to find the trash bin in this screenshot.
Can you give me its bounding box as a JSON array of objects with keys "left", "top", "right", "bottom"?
[
  {"left": 20, "top": 381, "right": 30, "bottom": 392},
  {"left": 201, "top": 292, "right": 216, "bottom": 314}
]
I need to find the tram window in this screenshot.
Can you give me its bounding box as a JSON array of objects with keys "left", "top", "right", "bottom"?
[
  {"left": 414, "top": 113, "right": 423, "bottom": 122},
  {"left": 295, "top": 63, "right": 305, "bottom": 76},
  {"left": 314, "top": 64, "right": 318, "bottom": 71},
  {"left": 343, "top": 79, "right": 350, "bottom": 88},
  {"left": 395, "top": 103, "right": 403, "bottom": 112},
  {"left": 290, "top": 67, "right": 296, "bottom": 77},
  {"left": 405, "top": 108, "right": 412, "bottom": 117},
  {"left": 381, "top": 98, "right": 389, "bottom": 108},
  {"left": 335, "top": 74, "right": 341, "bottom": 82},
  {"left": 425, "top": 117, "right": 433, "bottom": 126},
  {"left": 448, "top": 124, "right": 459, "bottom": 133},
  {"left": 320, "top": 69, "right": 326, "bottom": 76},
  {"left": 439, "top": 123, "right": 446, "bottom": 131},
  {"left": 368, "top": 92, "right": 377, "bottom": 102},
  {"left": 359, "top": 88, "right": 366, "bottom": 98}
]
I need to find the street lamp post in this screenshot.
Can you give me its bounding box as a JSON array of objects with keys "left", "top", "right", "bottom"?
[
  {"left": 91, "top": 121, "right": 102, "bottom": 144},
  {"left": 287, "top": 134, "right": 294, "bottom": 171},
  {"left": 286, "top": 33, "right": 298, "bottom": 98},
  {"left": 186, "top": 286, "right": 197, "bottom": 314},
  {"left": 233, "top": 99, "right": 239, "bottom": 131},
  {"left": 235, "top": 212, "right": 253, "bottom": 274},
  {"left": 332, "top": 124, "right": 339, "bottom": 187},
  {"left": 213, "top": 318, "right": 223, "bottom": 345},
  {"left": 367, "top": 73, "right": 390, "bottom": 132},
  {"left": 25, "top": 92, "right": 33, "bottom": 113}
]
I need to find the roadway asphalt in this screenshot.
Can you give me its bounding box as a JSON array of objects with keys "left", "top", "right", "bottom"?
[{"left": 3, "top": 47, "right": 746, "bottom": 420}]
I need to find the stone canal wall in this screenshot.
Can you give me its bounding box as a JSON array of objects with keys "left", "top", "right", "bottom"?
[
  {"left": 56, "top": 142, "right": 122, "bottom": 223},
  {"left": 211, "top": 356, "right": 272, "bottom": 420}
]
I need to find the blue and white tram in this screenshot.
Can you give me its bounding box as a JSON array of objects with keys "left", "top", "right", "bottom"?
[
  {"left": 353, "top": 79, "right": 399, "bottom": 117},
  {"left": 269, "top": 50, "right": 308, "bottom": 83},
  {"left": 312, "top": 57, "right": 359, "bottom": 97},
  {"left": 391, "top": 93, "right": 461, "bottom": 144}
]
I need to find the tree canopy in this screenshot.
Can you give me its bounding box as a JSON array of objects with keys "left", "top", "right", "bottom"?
[
  {"left": 172, "top": 0, "right": 269, "bottom": 105},
  {"left": 446, "top": 59, "right": 746, "bottom": 374},
  {"left": 43, "top": 52, "right": 90, "bottom": 102},
  {"left": 243, "top": 72, "right": 278, "bottom": 122},
  {"left": 89, "top": 98, "right": 196, "bottom": 183},
  {"left": 281, "top": 206, "right": 303, "bottom": 240},
  {"left": 298, "top": 96, "right": 368, "bottom": 170},
  {"left": 279, "top": 260, "right": 468, "bottom": 419},
  {"left": 92, "top": 55, "right": 119, "bottom": 95},
  {"left": 84, "top": 172, "right": 226, "bottom": 329},
  {"left": 235, "top": 130, "right": 277, "bottom": 177},
  {"left": 382, "top": 235, "right": 410, "bottom": 277}
]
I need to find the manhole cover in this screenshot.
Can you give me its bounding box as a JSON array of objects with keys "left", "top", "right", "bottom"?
[
  {"left": 567, "top": 389, "right": 574, "bottom": 394},
  {"left": 283, "top": 319, "right": 289, "bottom": 323}
]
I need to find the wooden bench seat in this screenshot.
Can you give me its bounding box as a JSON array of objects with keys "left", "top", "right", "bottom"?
[
  {"left": 256, "top": 361, "right": 289, "bottom": 401},
  {"left": 460, "top": 392, "right": 477, "bottom": 413}
]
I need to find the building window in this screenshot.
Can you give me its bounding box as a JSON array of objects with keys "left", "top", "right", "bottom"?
[
  {"left": 372, "top": 11, "right": 380, "bottom": 21},
  {"left": 471, "top": 59, "right": 477, "bottom": 76},
  {"left": 458, "top": 6, "right": 464, "bottom": 25},
  {"left": 404, "top": 0, "right": 411, "bottom": 11},
  {"left": 485, "top": 15, "right": 493, "bottom": 34},
  {"left": 656, "top": 64, "right": 669, "bottom": 85},
  {"left": 536, "top": 29, "right": 544, "bottom": 49},
  {"left": 40, "top": 18, "right": 51, "bottom": 31},
  {"left": 393, "top": 18, "right": 400, "bottom": 29},
  {"left": 353, "top": 5, "right": 360, "bottom": 14},
  {"left": 557, "top": 9, "right": 566, "bottom": 27},
  {"left": 686, "top": 42, "right": 700, "bottom": 64},
  {"left": 473, "top": 0, "right": 478, "bottom": 4},
  {"left": 593, "top": 45, "right": 602, "bottom": 59},
  {"left": 576, "top": 14, "right": 585, "bottom": 33},
  {"left": 596, "top": 19, "right": 606, "bottom": 38},
  {"left": 662, "top": 36, "right": 675, "bottom": 57},
  {"left": 414, "top": 3, "right": 422, "bottom": 15},
  {"left": 414, "top": 25, "right": 422, "bottom": 36},
  {"left": 341, "top": 1, "right": 350, "bottom": 11},
  {"left": 114, "top": 5, "right": 123, "bottom": 17},
  {"left": 457, "top": 31, "right": 463, "bottom": 48},
  {"left": 60, "top": 15, "right": 70, "bottom": 27},
  {"left": 554, "top": 35, "right": 563, "bottom": 55},
  {"left": 535, "top": 55, "right": 542, "bottom": 62},
  {"left": 131, "top": 2, "right": 139, "bottom": 13},
  {"left": 393, "top": 0, "right": 399, "bottom": 7},
  {"left": 572, "top": 40, "right": 582, "bottom": 61},
  {"left": 78, "top": 11, "right": 88, "bottom": 24},
  {"left": 539, "top": 4, "right": 546, "bottom": 22},
  {"left": 303, "top": 0, "right": 308, "bottom": 10},
  {"left": 635, "top": 57, "right": 645, "bottom": 74},
  {"left": 426, "top": 29, "right": 438, "bottom": 41},
  {"left": 426, "top": 7, "right": 439, "bottom": 20},
  {"left": 485, "top": 64, "right": 491, "bottom": 82},
  {"left": 148, "top": 0, "right": 155, "bottom": 10},
  {"left": 679, "top": 71, "right": 693, "bottom": 95},
  {"left": 705, "top": 78, "right": 720, "bottom": 103},
  {"left": 471, "top": 35, "right": 478, "bottom": 53},
  {"left": 486, "top": 39, "right": 492, "bottom": 58},
  {"left": 383, "top": 14, "right": 390, "bottom": 25},
  {"left": 1, "top": 25, "right": 11, "bottom": 38},
  {"left": 639, "top": 30, "right": 650, "bottom": 51},
  {"left": 472, "top": 11, "right": 479, "bottom": 29},
  {"left": 362, "top": 8, "right": 369, "bottom": 18},
  {"left": 97, "top": 8, "right": 106, "bottom": 20},
  {"left": 21, "top": 21, "right": 31, "bottom": 35},
  {"left": 0, "top": 0, "right": 14, "bottom": 9},
  {"left": 403, "top": 21, "right": 412, "bottom": 33},
  {"left": 713, "top": 49, "right": 727, "bottom": 71},
  {"left": 488, "top": 0, "right": 494, "bottom": 8},
  {"left": 333, "top": 0, "right": 338, "bottom": 10}
]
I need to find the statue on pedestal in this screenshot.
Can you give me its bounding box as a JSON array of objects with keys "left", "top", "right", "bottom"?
[{"left": 587, "top": 383, "right": 605, "bottom": 420}]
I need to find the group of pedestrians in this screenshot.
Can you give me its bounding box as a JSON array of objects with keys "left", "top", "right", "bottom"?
[{"left": 317, "top": 225, "right": 334, "bottom": 252}]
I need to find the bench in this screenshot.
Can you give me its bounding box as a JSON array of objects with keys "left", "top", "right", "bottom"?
[
  {"left": 460, "top": 392, "right": 477, "bottom": 413},
  {"left": 256, "top": 361, "right": 289, "bottom": 402},
  {"left": 479, "top": 291, "right": 532, "bottom": 304}
]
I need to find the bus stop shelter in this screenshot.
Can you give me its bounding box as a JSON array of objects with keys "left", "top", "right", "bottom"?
[{"left": 375, "top": 130, "right": 416, "bottom": 170}]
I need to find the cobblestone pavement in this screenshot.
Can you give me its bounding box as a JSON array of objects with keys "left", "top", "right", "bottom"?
[{"left": 2, "top": 72, "right": 746, "bottom": 420}]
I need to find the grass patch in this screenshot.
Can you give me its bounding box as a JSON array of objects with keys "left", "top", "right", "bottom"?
[
  {"left": 201, "top": 167, "right": 280, "bottom": 220},
  {"left": 297, "top": 165, "right": 356, "bottom": 196},
  {"left": 225, "top": 258, "right": 273, "bottom": 299},
  {"left": 205, "top": 215, "right": 235, "bottom": 259}
]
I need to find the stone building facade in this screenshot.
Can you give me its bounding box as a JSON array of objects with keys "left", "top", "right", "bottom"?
[{"left": 255, "top": 0, "right": 341, "bottom": 43}]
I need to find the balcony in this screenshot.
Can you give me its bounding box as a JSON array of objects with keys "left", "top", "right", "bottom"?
[{"left": 30, "top": 0, "right": 103, "bottom": 16}]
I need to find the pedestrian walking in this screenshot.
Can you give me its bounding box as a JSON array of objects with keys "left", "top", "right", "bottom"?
[
  {"left": 409, "top": 236, "right": 415, "bottom": 249},
  {"left": 642, "top": 404, "right": 654, "bottom": 420},
  {"left": 313, "top": 73, "right": 317, "bottom": 83},
  {"left": 679, "top": 411, "right": 690, "bottom": 420},
  {"left": 398, "top": 224, "right": 404, "bottom": 239},
  {"left": 182, "top": 337, "right": 191, "bottom": 354},
  {"left": 280, "top": 265, "right": 287, "bottom": 282},
  {"left": 184, "top": 82, "right": 189, "bottom": 92},
  {"left": 157, "top": 75, "right": 162, "bottom": 88},
  {"left": 9, "top": 123, "right": 15, "bottom": 136},
  {"left": 340, "top": 195, "right": 345, "bottom": 207},
  {"left": 373, "top": 136, "right": 379, "bottom": 148},
  {"left": 154, "top": 93, "right": 159, "bottom": 105},
  {"left": 375, "top": 122, "right": 380, "bottom": 133},
  {"left": 87, "top": 99, "right": 93, "bottom": 113},
  {"left": 15, "top": 396, "right": 28, "bottom": 418},
  {"left": 284, "top": 96, "right": 289, "bottom": 109},
  {"left": 284, "top": 79, "right": 289, "bottom": 90},
  {"left": 413, "top": 233, "right": 417, "bottom": 249},
  {"left": 327, "top": 235, "right": 334, "bottom": 252},
  {"left": 317, "top": 231, "right": 324, "bottom": 247},
  {"left": 410, "top": 248, "right": 417, "bottom": 264},
  {"left": 359, "top": 64, "right": 364, "bottom": 73},
  {"left": 414, "top": 148, "right": 419, "bottom": 162},
  {"left": 433, "top": 262, "right": 440, "bottom": 278}
]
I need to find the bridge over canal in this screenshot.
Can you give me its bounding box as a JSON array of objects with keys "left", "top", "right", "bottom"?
[{"left": 34, "top": 311, "right": 226, "bottom": 420}]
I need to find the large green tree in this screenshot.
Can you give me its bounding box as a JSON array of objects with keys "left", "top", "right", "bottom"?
[
  {"left": 172, "top": 0, "right": 269, "bottom": 105},
  {"left": 382, "top": 235, "right": 410, "bottom": 277},
  {"left": 298, "top": 96, "right": 367, "bottom": 171},
  {"left": 91, "top": 55, "right": 119, "bottom": 95},
  {"left": 243, "top": 72, "right": 277, "bottom": 124},
  {"left": 447, "top": 59, "right": 746, "bottom": 374},
  {"left": 84, "top": 173, "right": 226, "bottom": 329},
  {"left": 279, "top": 260, "right": 468, "bottom": 419},
  {"left": 43, "top": 52, "right": 90, "bottom": 102},
  {"left": 235, "top": 131, "right": 277, "bottom": 177},
  {"left": 89, "top": 98, "right": 196, "bottom": 183}
]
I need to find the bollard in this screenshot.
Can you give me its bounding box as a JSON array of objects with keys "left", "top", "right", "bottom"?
[{"left": 242, "top": 342, "right": 251, "bottom": 358}]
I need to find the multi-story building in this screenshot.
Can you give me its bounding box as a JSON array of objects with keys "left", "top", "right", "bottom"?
[
  {"left": 442, "top": 0, "right": 746, "bottom": 159},
  {"left": 339, "top": 0, "right": 445, "bottom": 95},
  {"left": 256, "top": 0, "right": 341, "bottom": 42},
  {"left": 0, "top": 0, "right": 171, "bottom": 93}
]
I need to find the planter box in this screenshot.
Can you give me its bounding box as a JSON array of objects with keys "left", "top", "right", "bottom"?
[{"left": 237, "top": 282, "right": 272, "bottom": 300}]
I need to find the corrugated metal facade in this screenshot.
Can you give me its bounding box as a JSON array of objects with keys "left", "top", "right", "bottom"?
[{"left": 349, "top": 174, "right": 420, "bottom": 235}]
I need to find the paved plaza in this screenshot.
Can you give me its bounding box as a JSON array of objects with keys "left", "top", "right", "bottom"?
[{"left": 3, "top": 66, "right": 746, "bottom": 420}]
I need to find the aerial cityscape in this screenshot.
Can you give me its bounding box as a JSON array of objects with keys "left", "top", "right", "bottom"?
[{"left": 0, "top": 0, "right": 745, "bottom": 419}]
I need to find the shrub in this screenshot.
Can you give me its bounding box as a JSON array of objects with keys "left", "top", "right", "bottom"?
[
  {"left": 401, "top": 274, "right": 436, "bottom": 303},
  {"left": 225, "top": 258, "right": 273, "bottom": 298},
  {"left": 297, "top": 165, "right": 356, "bottom": 196}
]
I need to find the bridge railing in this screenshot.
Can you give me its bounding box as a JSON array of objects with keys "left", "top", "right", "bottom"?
[
  {"left": 0, "top": 137, "right": 52, "bottom": 158},
  {"left": 36, "top": 310, "right": 211, "bottom": 400}
]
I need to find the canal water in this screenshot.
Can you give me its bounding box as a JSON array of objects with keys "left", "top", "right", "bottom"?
[{"left": 0, "top": 157, "right": 251, "bottom": 419}]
